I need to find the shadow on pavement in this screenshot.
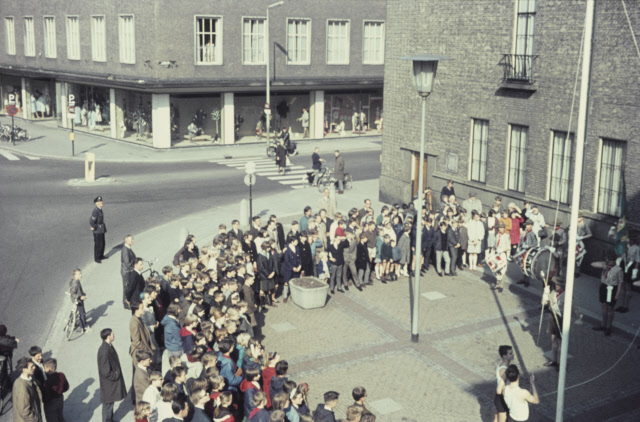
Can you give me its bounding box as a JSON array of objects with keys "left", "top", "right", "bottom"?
[
  {"left": 105, "top": 243, "right": 123, "bottom": 259},
  {"left": 78, "top": 143, "right": 108, "bottom": 155},
  {"left": 87, "top": 300, "right": 115, "bottom": 328},
  {"left": 65, "top": 377, "right": 99, "bottom": 419}
]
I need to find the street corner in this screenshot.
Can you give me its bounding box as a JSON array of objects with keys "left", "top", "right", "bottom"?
[{"left": 294, "top": 349, "right": 488, "bottom": 422}]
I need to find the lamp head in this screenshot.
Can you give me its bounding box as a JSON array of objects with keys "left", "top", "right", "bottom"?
[{"left": 400, "top": 54, "right": 451, "bottom": 97}]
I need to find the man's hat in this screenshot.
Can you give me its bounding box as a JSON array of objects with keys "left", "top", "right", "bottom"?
[
  {"left": 94, "top": 196, "right": 103, "bottom": 203},
  {"left": 554, "top": 219, "right": 562, "bottom": 227},
  {"left": 469, "top": 191, "right": 476, "bottom": 197},
  {"left": 525, "top": 219, "right": 534, "bottom": 226}
]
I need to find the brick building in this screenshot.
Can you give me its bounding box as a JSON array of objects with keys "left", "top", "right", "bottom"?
[
  {"left": 380, "top": 0, "right": 639, "bottom": 259},
  {"left": 0, "top": 0, "right": 385, "bottom": 147}
]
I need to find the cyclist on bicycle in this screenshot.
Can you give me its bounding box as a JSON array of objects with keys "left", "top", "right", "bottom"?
[
  {"left": 278, "top": 127, "right": 297, "bottom": 155},
  {"left": 311, "top": 147, "right": 325, "bottom": 186},
  {"left": 69, "top": 269, "right": 92, "bottom": 334}
]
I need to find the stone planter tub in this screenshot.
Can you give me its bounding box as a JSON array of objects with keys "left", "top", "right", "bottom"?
[{"left": 289, "top": 277, "right": 329, "bottom": 309}]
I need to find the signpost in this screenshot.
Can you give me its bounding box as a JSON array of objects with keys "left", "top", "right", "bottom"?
[
  {"left": 68, "top": 95, "right": 76, "bottom": 156},
  {"left": 6, "top": 95, "right": 18, "bottom": 146},
  {"left": 244, "top": 162, "right": 257, "bottom": 224}
]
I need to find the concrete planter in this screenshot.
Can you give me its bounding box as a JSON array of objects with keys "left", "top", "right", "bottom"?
[{"left": 289, "top": 277, "right": 329, "bottom": 309}]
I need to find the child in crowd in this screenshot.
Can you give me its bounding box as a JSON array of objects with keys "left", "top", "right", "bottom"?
[
  {"left": 380, "top": 234, "right": 393, "bottom": 282},
  {"left": 390, "top": 239, "right": 401, "bottom": 280},
  {"left": 134, "top": 401, "right": 151, "bottom": 422},
  {"left": 317, "top": 252, "right": 330, "bottom": 282},
  {"left": 42, "top": 358, "right": 69, "bottom": 422}
]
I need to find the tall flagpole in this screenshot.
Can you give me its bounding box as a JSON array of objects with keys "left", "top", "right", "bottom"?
[{"left": 556, "top": 1, "right": 596, "bottom": 420}]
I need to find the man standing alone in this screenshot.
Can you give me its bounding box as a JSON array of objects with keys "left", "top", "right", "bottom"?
[
  {"left": 97, "top": 328, "right": 126, "bottom": 422},
  {"left": 121, "top": 235, "right": 136, "bottom": 308},
  {"left": 90, "top": 196, "right": 107, "bottom": 263},
  {"left": 297, "top": 108, "right": 310, "bottom": 138},
  {"left": 334, "top": 150, "right": 345, "bottom": 194}
]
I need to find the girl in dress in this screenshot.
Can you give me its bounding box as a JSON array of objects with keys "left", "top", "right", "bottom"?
[{"left": 467, "top": 211, "right": 485, "bottom": 271}]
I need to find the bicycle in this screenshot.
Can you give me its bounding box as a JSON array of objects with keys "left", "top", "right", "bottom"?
[
  {"left": 0, "top": 124, "right": 30, "bottom": 143},
  {"left": 63, "top": 292, "right": 80, "bottom": 341},
  {"left": 0, "top": 352, "right": 12, "bottom": 415},
  {"left": 315, "top": 165, "right": 353, "bottom": 192},
  {"left": 143, "top": 259, "right": 161, "bottom": 283}
]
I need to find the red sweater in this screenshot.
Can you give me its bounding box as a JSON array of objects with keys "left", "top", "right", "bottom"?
[
  {"left": 43, "top": 372, "right": 69, "bottom": 403},
  {"left": 262, "top": 367, "right": 276, "bottom": 408}
]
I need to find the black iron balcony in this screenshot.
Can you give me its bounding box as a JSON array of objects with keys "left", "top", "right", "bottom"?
[{"left": 500, "top": 54, "right": 538, "bottom": 84}]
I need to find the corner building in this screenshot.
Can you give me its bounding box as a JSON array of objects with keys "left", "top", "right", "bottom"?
[
  {"left": 0, "top": 0, "right": 385, "bottom": 147},
  {"left": 380, "top": 0, "right": 640, "bottom": 261}
]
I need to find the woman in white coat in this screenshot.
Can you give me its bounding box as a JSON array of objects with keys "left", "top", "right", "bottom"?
[{"left": 467, "top": 210, "right": 485, "bottom": 271}]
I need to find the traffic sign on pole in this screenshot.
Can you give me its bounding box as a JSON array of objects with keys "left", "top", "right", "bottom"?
[
  {"left": 67, "top": 106, "right": 76, "bottom": 118},
  {"left": 6, "top": 105, "right": 18, "bottom": 116},
  {"left": 244, "top": 174, "right": 256, "bottom": 186},
  {"left": 245, "top": 161, "right": 256, "bottom": 175}
]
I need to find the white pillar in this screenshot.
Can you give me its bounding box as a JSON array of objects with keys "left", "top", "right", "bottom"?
[
  {"left": 221, "top": 92, "right": 235, "bottom": 145},
  {"left": 109, "top": 89, "right": 117, "bottom": 138},
  {"left": 59, "top": 83, "right": 68, "bottom": 129},
  {"left": 151, "top": 93, "right": 171, "bottom": 149},
  {"left": 310, "top": 90, "right": 324, "bottom": 139},
  {"left": 21, "top": 77, "right": 29, "bottom": 119}
]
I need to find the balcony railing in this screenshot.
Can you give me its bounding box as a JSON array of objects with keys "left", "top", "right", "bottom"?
[{"left": 500, "top": 54, "right": 538, "bottom": 84}]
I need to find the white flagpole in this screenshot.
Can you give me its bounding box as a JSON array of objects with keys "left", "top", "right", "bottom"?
[{"left": 556, "top": 1, "right": 596, "bottom": 420}]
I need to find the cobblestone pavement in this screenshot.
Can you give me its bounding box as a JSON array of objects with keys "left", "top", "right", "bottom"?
[{"left": 14, "top": 180, "right": 638, "bottom": 422}]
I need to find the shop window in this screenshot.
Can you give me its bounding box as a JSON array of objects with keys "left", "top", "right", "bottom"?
[
  {"left": 24, "top": 17, "right": 35, "bottom": 57},
  {"left": 91, "top": 15, "right": 106, "bottom": 62},
  {"left": 5, "top": 17, "right": 15, "bottom": 55},
  {"left": 287, "top": 18, "right": 310, "bottom": 65},
  {"left": 327, "top": 20, "right": 349, "bottom": 65},
  {"left": 363, "top": 21, "right": 384, "bottom": 64},
  {"left": 66, "top": 16, "right": 81, "bottom": 60},
  {"left": 119, "top": 15, "right": 135, "bottom": 64},
  {"left": 43, "top": 16, "right": 56, "bottom": 58},
  {"left": 195, "top": 16, "right": 222, "bottom": 65},
  {"left": 243, "top": 18, "right": 265, "bottom": 64},
  {"left": 597, "top": 139, "right": 625, "bottom": 216}
]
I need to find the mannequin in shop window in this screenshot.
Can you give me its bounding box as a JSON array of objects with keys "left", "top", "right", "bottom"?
[
  {"left": 43, "top": 88, "right": 51, "bottom": 117},
  {"left": 188, "top": 118, "right": 200, "bottom": 141},
  {"left": 170, "top": 103, "right": 179, "bottom": 136},
  {"left": 145, "top": 102, "right": 153, "bottom": 134},
  {"left": 351, "top": 111, "right": 360, "bottom": 133},
  {"left": 360, "top": 109, "right": 367, "bottom": 131},
  {"left": 35, "top": 90, "right": 46, "bottom": 118},
  {"left": 31, "top": 92, "right": 38, "bottom": 119},
  {"left": 88, "top": 101, "right": 97, "bottom": 131},
  {"left": 81, "top": 102, "right": 88, "bottom": 126},
  {"left": 134, "top": 104, "right": 147, "bottom": 139},
  {"left": 95, "top": 103, "right": 102, "bottom": 125}
]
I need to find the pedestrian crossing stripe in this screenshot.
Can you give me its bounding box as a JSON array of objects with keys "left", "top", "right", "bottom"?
[
  {"left": 210, "top": 155, "right": 314, "bottom": 190},
  {"left": 0, "top": 151, "right": 40, "bottom": 161}
]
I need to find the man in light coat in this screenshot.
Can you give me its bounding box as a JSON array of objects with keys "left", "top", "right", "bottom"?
[
  {"left": 462, "top": 192, "right": 483, "bottom": 215},
  {"left": 12, "top": 357, "right": 43, "bottom": 422}
]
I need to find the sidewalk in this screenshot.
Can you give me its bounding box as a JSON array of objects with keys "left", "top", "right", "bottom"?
[
  {"left": 41, "top": 180, "right": 640, "bottom": 422},
  {"left": 0, "top": 116, "right": 381, "bottom": 163}
]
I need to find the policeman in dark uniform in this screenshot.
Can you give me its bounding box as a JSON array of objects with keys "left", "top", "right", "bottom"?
[{"left": 90, "top": 196, "right": 107, "bottom": 263}]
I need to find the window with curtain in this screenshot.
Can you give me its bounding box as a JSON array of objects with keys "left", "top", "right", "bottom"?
[
  {"left": 508, "top": 125, "right": 528, "bottom": 192},
  {"left": 327, "top": 20, "right": 349, "bottom": 64},
  {"left": 470, "top": 119, "right": 489, "bottom": 183},
  {"left": 119, "top": 15, "right": 136, "bottom": 64},
  {"left": 243, "top": 18, "right": 265, "bottom": 64},
  {"left": 287, "top": 19, "right": 310, "bottom": 64},
  {"left": 549, "top": 131, "right": 574, "bottom": 203},
  {"left": 43, "top": 17, "right": 56, "bottom": 58},
  {"left": 24, "top": 17, "right": 35, "bottom": 57},
  {"left": 195, "top": 16, "right": 221, "bottom": 64},
  {"left": 598, "top": 139, "right": 625, "bottom": 215},
  {"left": 66, "top": 16, "right": 80, "bottom": 60},
  {"left": 5, "top": 17, "right": 15, "bottom": 55},
  {"left": 91, "top": 15, "right": 106, "bottom": 62},
  {"left": 515, "top": 0, "right": 536, "bottom": 79},
  {"left": 363, "top": 21, "right": 384, "bottom": 64}
]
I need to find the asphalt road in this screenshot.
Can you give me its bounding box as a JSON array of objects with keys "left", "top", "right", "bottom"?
[{"left": 0, "top": 149, "right": 381, "bottom": 355}]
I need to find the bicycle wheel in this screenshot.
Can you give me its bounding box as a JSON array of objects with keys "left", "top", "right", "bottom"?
[
  {"left": 17, "top": 130, "right": 30, "bottom": 142},
  {"left": 344, "top": 174, "right": 353, "bottom": 190},
  {"left": 318, "top": 176, "right": 331, "bottom": 193},
  {"left": 65, "top": 308, "right": 77, "bottom": 340},
  {"left": 266, "top": 146, "right": 276, "bottom": 157},
  {"left": 0, "top": 134, "right": 9, "bottom": 143}
]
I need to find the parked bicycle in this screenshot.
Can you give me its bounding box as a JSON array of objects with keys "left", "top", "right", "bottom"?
[
  {"left": 63, "top": 292, "right": 80, "bottom": 341},
  {"left": 143, "top": 259, "right": 161, "bottom": 282},
  {"left": 0, "top": 352, "right": 13, "bottom": 414},
  {"left": 301, "top": 165, "right": 352, "bottom": 192},
  {"left": 0, "top": 124, "right": 30, "bottom": 143}
]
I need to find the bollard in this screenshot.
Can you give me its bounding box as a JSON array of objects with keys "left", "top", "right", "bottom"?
[
  {"left": 85, "top": 153, "right": 96, "bottom": 182},
  {"left": 239, "top": 199, "right": 249, "bottom": 227}
]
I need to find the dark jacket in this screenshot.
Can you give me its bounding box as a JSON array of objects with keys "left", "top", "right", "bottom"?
[
  {"left": 69, "top": 278, "right": 85, "bottom": 304},
  {"left": 249, "top": 408, "right": 270, "bottom": 422},
  {"left": 299, "top": 240, "right": 314, "bottom": 276},
  {"left": 269, "top": 376, "right": 288, "bottom": 403},
  {"left": 90, "top": 206, "right": 106, "bottom": 234},
  {"left": 125, "top": 271, "right": 146, "bottom": 305},
  {"left": 434, "top": 229, "right": 448, "bottom": 252},
  {"left": 313, "top": 404, "right": 337, "bottom": 422},
  {"left": 97, "top": 341, "right": 127, "bottom": 404},
  {"left": 257, "top": 253, "right": 273, "bottom": 282},
  {"left": 327, "top": 241, "right": 346, "bottom": 266},
  {"left": 121, "top": 245, "right": 136, "bottom": 278},
  {"left": 276, "top": 144, "right": 287, "bottom": 168},
  {"left": 240, "top": 379, "right": 260, "bottom": 418},
  {"left": 282, "top": 246, "right": 301, "bottom": 283},
  {"left": 447, "top": 226, "right": 460, "bottom": 249},
  {"left": 334, "top": 154, "right": 345, "bottom": 180},
  {"left": 356, "top": 242, "right": 369, "bottom": 270},
  {"left": 312, "top": 152, "right": 322, "bottom": 170}
]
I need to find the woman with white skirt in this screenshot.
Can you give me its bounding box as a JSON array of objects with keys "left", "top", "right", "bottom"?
[{"left": 467, "top": 210, "right": 485, "bottom": 271}]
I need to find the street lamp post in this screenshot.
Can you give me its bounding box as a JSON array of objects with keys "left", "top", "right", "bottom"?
[
  {"left": 266, "top": 1, "right": 284, "bottom": 146},
  {"left": 400, "top": 54, "right": 450, "bottom": 342}
]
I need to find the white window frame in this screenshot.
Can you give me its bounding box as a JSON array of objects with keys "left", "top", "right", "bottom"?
[
  {"left": 506, "top": 124, "right": 528, "bottom": 193},
  {"left": 595, "top": 138, "right": 626, "bottom": 216},
  {"left": 43, "top": 16, "right": 56, "bottom": 59},
  {"left": 5, "top": 17, "right": 16, "bottom": 55},
  {"left": 23, "top": 16, "right": 35, "bottom": 57},
  {"left": 91, "top": 15, "right": 107, "bottom": 62},
  {"left": 242, "top": 16, "right": 265, "bottom": 65},
  {"left": 66, "top": 15, "right": 81, "bottom": 60},
  {"left": 118, "top": 14, "right": 136, "bottom": 64},
  {"left": 326, "top": 19, "right": 350, "bottom": 65},
  {"left": 362, "top": 20, "right": 384, "bottom": 65},
  {"left": 547, "top": 131, "right": 574, "bottom": 204},
  {"left": 194, "top": 15, "right": 223, "bottom": 65},
  {"left": 286, "top": 18, "right": 311, "bottom": 65},
  {"left": 469, "top": 119, "right": 489, "bottom": 183}
]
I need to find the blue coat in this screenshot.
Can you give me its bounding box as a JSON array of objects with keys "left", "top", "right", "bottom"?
[
  {"left": 283, "top": 246, "right": 302, "bottom": 283},
  {"left": 161, "top": 315, "right": 182, "bottom": 352},
  {"left": 217, "top": 353, "right": 243, "bottom": 391}
]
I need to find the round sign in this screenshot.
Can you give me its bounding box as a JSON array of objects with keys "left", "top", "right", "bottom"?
[
  {"left": 245, "top": 161, "right": 256, "bottom": 174},
  {"left": 67, "top": 105, "right": 76, "bottom": 115},
  {"left": 6, "top": 105, "right": 18, "bottom": 116},
  {"left": 244, "top": 174, "right": 256, "bottom": 186},
  {"left": 264, "top": 102, "right": 270, "bottom": 110}
]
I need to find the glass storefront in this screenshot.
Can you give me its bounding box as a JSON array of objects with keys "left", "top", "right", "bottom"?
[
  {"left": 1, "top": 74, "right": 24, "bottom": 113},
  {"left": 60, "top": 82, "right": 111, "bottom": 135},
  {"left": 0, "top": 75, "right": 56, "bottom": 120},
  {"left": 113, "top": 89, "right": 152, "bottom": 144},
  {"left": 169, "top": 94, "right": 222, "bottom": 146},
  {"left": 324, "top": 90, "right": 383, "bottom": 134}
]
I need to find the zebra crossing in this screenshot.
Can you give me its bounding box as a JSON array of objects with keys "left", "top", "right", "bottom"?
[
  {"left": 209, "top": 156, "right": 312, "bottom": 189},
  {"left": 0, "top": 150, "right": 41, "bottom": 161}
]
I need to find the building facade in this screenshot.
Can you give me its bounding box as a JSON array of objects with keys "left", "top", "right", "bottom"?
[
  {"left": 0, "top": 0, "right": 385, "bottom": 147},
  {"left": 380, "top": 0, "right": 640, "bottom": 260}
]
